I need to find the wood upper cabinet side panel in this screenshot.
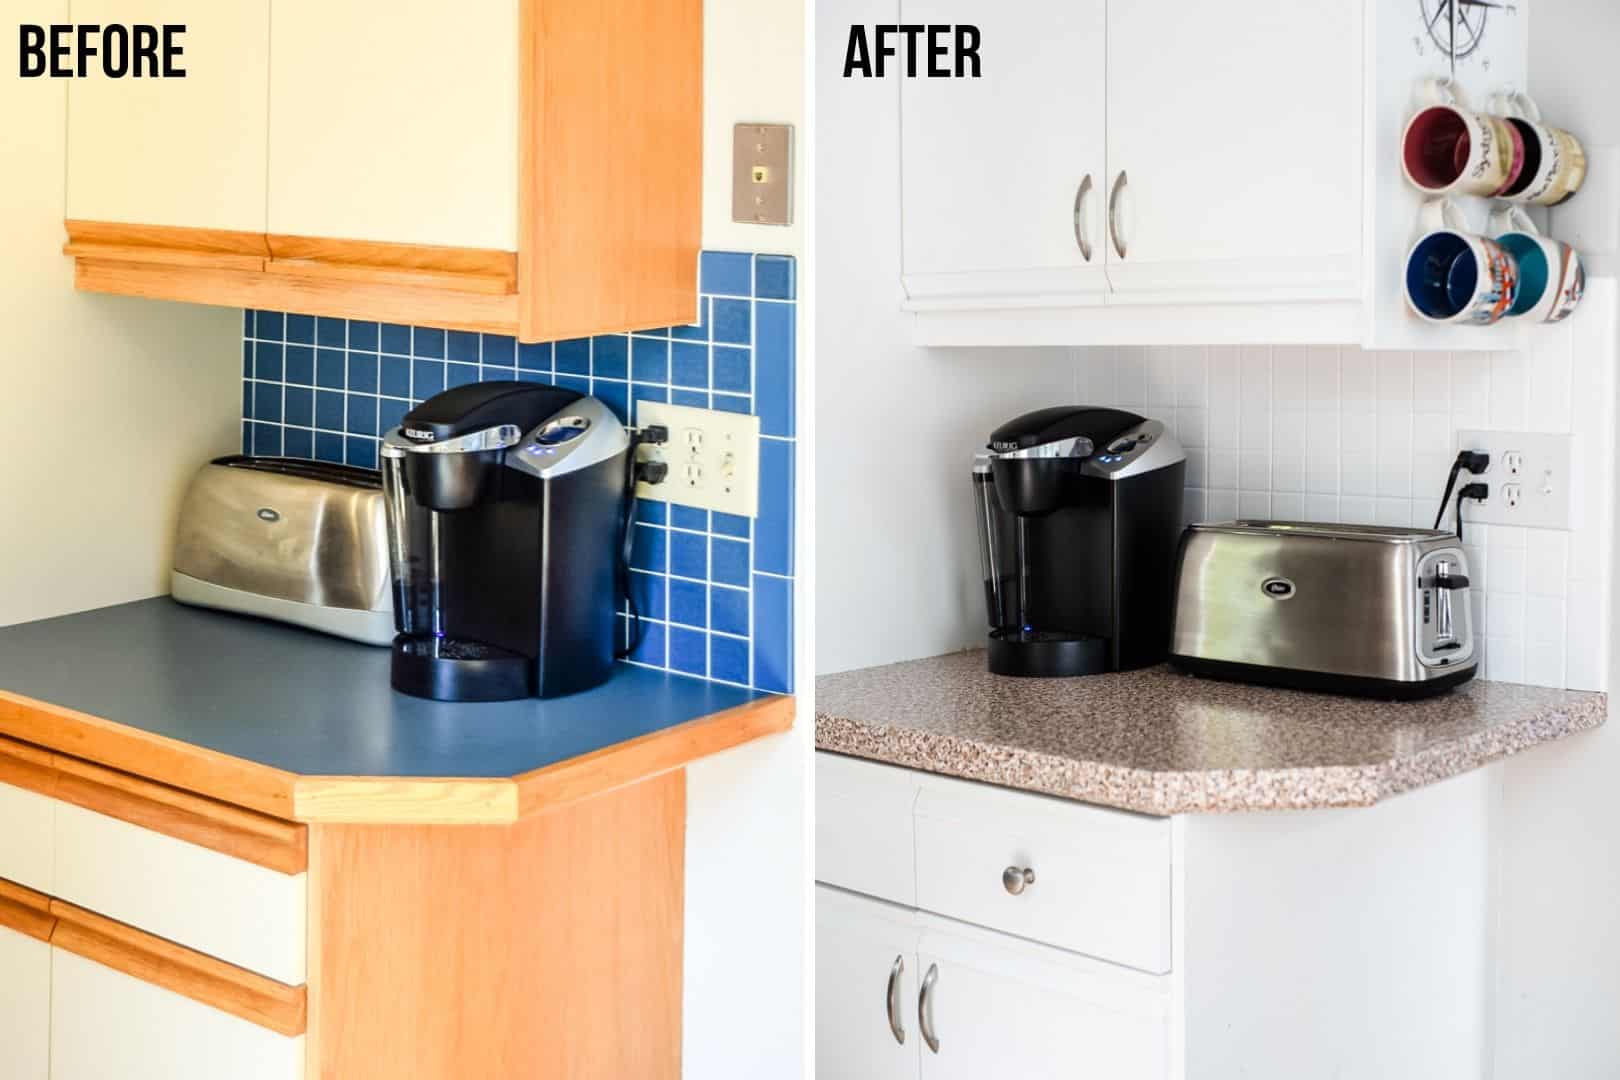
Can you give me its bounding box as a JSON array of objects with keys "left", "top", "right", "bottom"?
[
  {"left": 309, "top": 771, "right": 685, "bottom": 1079},
  {"left": 66, "top": 0, "right": 270, "bottom": 232},
  {"left": 519, "top": 0, "right": 703, "bottom": 340},
  {"left": 50, "top": 901, "right": 307, "bottom": 1037},
  {"left": 268, "top": 0, "right": 519, "bottom": 251}
]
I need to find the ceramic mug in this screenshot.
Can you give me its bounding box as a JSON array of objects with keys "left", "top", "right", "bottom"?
[
  {"left": 1401, "top": 80, "right": 1522, "bottom": 197},
  {"left": 1485, "top": 90, "right": 1588, "bottom": 207},
  {"left": 1404, "top": 200, "right": 1520, "bottom": 325},
  {"left": 1489, "top": 206, "right": 1585, "bottom": 324}
]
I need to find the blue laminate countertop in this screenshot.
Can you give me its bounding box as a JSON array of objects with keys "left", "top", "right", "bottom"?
[{"left": 0, "top": 597, "right": 775, "bottom": 785}]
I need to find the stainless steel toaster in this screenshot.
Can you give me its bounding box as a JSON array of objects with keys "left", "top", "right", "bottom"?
[
  {"left": 171, "top": 456, "right": 393, "bottom": 645},
  {"left": 1169, "top": 521, "right": 1476, "bottom": 699}
]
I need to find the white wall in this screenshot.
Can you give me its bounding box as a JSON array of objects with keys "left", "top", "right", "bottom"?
[
  {"left": 686, "top": 2, "right": 809, "bottom": 1076},
  {"left": 1492, "top": 7, "right": 1620, "bottom": 1076},
  {"left": 0, "top": 0, "right": 241, "bottom": 629}
]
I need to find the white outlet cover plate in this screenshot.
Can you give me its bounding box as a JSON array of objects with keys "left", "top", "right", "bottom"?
[
  {"left": 1454, "top": 430, "right": 1573, "bottom": 531},
  {"left": 635, "top": 402, "right": 761, "bottom": 518}
]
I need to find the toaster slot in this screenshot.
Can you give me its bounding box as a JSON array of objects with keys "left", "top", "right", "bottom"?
[{"left": 1416, "top": 550, "right": 1474, "bottom": 668}]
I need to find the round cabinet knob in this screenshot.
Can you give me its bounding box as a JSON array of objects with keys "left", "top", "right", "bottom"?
[{"left": 1002, "top": 866, "right": 1036, "bottom": 895}]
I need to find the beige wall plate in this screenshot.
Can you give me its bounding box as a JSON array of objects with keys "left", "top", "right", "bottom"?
[{"left": 636, "top": 403, "right": 761, "bottom": 518}]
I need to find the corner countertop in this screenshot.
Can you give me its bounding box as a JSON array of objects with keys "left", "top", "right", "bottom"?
[
  {"left": 0, "top": 598, "right": 793, "bottom": 824},
  {"left": 815, "top": 651, "right": 1606, "bottom": 815}
]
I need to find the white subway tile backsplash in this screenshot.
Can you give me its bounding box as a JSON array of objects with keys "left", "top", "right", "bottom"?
[{"left": 1073, "top": 286, "right": 1616, "bottom": 691}]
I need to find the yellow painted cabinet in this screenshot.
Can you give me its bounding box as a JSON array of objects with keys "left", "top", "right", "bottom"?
[
  {"left": 66, "top": 0, "right": 270, "bottom": 234},
  {"left": 267, "top": 0, "right": 519, "bottom": 252}
]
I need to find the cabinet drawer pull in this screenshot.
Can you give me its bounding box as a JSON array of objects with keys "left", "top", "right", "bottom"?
[
  {"left": 1072, "top": 174, "right": 1094, "bottom": 262},
  {"left": 1002, "top": 865, "right": 1036, "bottom": 895},
  {"left": 918, "top": 962, "right": 940, "bottom": 1054},
  {"left": 1108, "top": 170, "right": 1129, "bottom": 259},
  {"left": 885, "top": 954, "right": 906, "bottom": 1045}
]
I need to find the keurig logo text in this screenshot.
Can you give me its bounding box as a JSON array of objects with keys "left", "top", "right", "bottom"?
[
  {"left": 18, "top": 24, "right": 187, "bottom": 78},
  {"left": 843, "top": 24, "right": 980, "bottom": 78}
]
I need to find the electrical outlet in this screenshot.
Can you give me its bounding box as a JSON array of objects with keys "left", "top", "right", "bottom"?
[
  {"left": 1454, "top": 430, "right": 1573, "bottom": 530},
  {"left": 636, "top": 402, "right": 760, "bottom": 517}
]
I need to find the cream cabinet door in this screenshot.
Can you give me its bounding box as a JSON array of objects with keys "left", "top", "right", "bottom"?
[
  {"left": 1103, "top": 0, "right": 1361, "bottom": 303},
  {"left": 267, "top": 0, "right": 519, "bottom": 250},
  {"left": 899, "top": 0, "right": 1109, "bottom": 309},
  {"left": 66, "top": 0, "right": 270, "bottom": 232},
  {"left": 50, "top": 949, "right": 303, "bottom": 1080},
  {"left": 0, "top": 926, "right": 49, "bottom": 1080}
]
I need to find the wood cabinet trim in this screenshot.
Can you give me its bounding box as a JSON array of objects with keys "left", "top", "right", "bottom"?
[
  {"left": 0, "top": 878, "right": 55, "bottom": 943},
  {"left": 62, "top": 220, "right": 269, "bottom": 271},
  {"left": 53, "top": 755, "right": 307, "bottom": 875},
  {"left": 514, "top": 693, "right": 796, "bottom": 817},
  {"left": 0, "top": 733, "right": 57, "bottom": 800},
  {"left": 50, "top": 900, "right": 307, "bottom": 1037},
  {"left": 265, "top": 234, "right": 518, "bottom": 295}
]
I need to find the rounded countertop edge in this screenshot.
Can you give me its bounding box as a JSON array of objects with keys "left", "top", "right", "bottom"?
[
  {"left": 1, "top": 687, "right": 796, "bottom": 826},
  {"left": 815, "top": 695, "right": 1608, "bottom": 816}
]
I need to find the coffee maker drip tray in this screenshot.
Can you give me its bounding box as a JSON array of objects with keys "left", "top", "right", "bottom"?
[
  {"left": 987, "top": 629, "right": 1108, "bottom": 678},
  {"left": 392, "top": 634, "right": 535, "bottom": 702}
]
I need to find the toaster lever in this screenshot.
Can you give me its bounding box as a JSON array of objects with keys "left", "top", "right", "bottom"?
[{"left": 1423, "top": 574, "right": 1470, "bottom": 590}]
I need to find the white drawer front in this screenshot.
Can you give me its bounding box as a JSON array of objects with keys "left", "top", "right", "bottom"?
[
  {"left": 50, "top": 948, "right": 303, "bottom": 1080},
  {"left": 914, "top": 775, "right": 1171, "bottom": 973},
  {"left": 816, "top": 753, "right": 921, "bottom": 905},
  {"left": 0, "top": 925, "right": 50, "bottom": 1080},
  {"left": 53, "top": 802, "right": 306, "bottom": 985},
  {"left": 0, "top": 781, "right": 54, "bottom": 896}
]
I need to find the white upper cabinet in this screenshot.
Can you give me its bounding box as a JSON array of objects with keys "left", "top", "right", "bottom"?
[
  {"left": 1103, "top": 1, "right": 1361, "bottom": 304},
  {"left": 0, "top": 925, "right": 50, "bottom": 1080},
  {"left": 66, "top": 0, "right": 270, "bottom": 233},
  {"left": 267, "top": 0, "right": 520, "bottom": 251},
  {"left": 900, "top": 0, "right": 1108, "bottom": 309}
]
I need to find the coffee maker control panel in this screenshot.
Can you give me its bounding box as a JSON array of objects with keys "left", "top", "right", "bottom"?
[
  {"left": 509, "top": 397, "right": 630, "bottom": 481},
  {"left": 1081, "top": 420, "right": 1184, "bottom": 482}
]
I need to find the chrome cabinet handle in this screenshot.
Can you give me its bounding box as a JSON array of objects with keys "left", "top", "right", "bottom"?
[
  {"left": 919, "top": 963, "right": 940, "bottom": 1054},
  {"left": 885, "top": 955, "right": 906, "bottom": 1045},
  {"left": 1002, "top": 865, "right": 1036, "bottom": 895},
  {"left": 1072, "top": 174, "right": 1094, "bottom": 262},
  {"left": 1108, "top": 170, "right": 1129, "bottom": 259}
]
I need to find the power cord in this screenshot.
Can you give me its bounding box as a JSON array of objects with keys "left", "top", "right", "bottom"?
[
  {"left": 1434, "top": 450, "right": 1491, "bottom": 537},
  {"left": 614, "top": 425, "right": 669, "bottom": 660}
]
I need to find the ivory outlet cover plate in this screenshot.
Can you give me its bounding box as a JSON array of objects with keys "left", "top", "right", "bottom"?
[
  {"left": 1454, "top": 430, "right": 1573, "bottom": 531},
  {"left": 636, "top": 402, "right": 761, "bottom": 518}
]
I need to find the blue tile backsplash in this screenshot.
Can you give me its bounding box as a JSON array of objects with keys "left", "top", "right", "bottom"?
[{"left": 240, "top": 251, "right": 796, "bottom": 695}]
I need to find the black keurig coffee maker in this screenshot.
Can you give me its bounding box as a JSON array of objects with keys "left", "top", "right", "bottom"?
[
  {"left": 972, "top": 407, "right": 1186, "bottom": 677},
  {"left": 380, "top": 382, "right": 630, "bottom": 701}
]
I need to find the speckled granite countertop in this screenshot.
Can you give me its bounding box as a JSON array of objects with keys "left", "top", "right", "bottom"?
[{"left": 815, "top": 651, "right": 1608, "bottom": 815}]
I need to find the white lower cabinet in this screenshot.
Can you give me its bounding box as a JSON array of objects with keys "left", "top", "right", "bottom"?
[
  {"left": 0, "top": 925, "right": 50, "bottom": 1080},
  {"left": 49, "top": 948, "right": 303, "bottom": 1080},
  {"left": 817, "top": 886, "right": 1169, "bottom": 1080}
]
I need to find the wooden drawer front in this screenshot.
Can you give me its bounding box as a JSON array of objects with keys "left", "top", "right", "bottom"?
[
  {"left": 53, "top": 801, "right": 306, "bottom": 985},
  {"left": 51, "top": 948, "right": 303, "bottom": 1080},
  {"left": 913, "top": 775, "right": 1171, "bottom": 973},
  {"left": 0, "top": 923, "right": 50, "bottom": 1080},
  {"left": 816, "top": 753, "right": 921, "bottom": 905}
]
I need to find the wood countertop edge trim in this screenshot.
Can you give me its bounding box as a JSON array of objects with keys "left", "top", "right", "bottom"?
[
  {"left": 514, "top": 693, "right": 796, "bottom": 816},
  {"left": 0, "top": 878, "right": 55, "bottom": 943},
  {"left": 49, "top": 900, "right": 307, "bottom": 1037},
  {"left": 0, "top": 690, "right": 300, "bottom": 821},
  {"left": 0, "top": 688, "right": 792, "bottom": 826}
]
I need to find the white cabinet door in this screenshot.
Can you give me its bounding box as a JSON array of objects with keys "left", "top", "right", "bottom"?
[
  {"left": 816, "top": 887, "right": 922, "bottom": 1080},
  {"left": 915, "top": 916, "right": 1169, "bottom": 1080},
  {"left": 0, "top": 926, "right": 50, "bottom": 1080},
  {"left": 49, "top": 949, "right": 303, "bottom": 1080},
  {"left": 267, "top": 0, "right": 519, "bottom": 250},
  {"left": 1103, "top": 1, "right": 1361, "bottom": 304},
  {"left": 900, "top": 0, "right": 1108, "bottom": 309},
  {"left": 66, "top": 0, "right": 270, "bottom": 233}
]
